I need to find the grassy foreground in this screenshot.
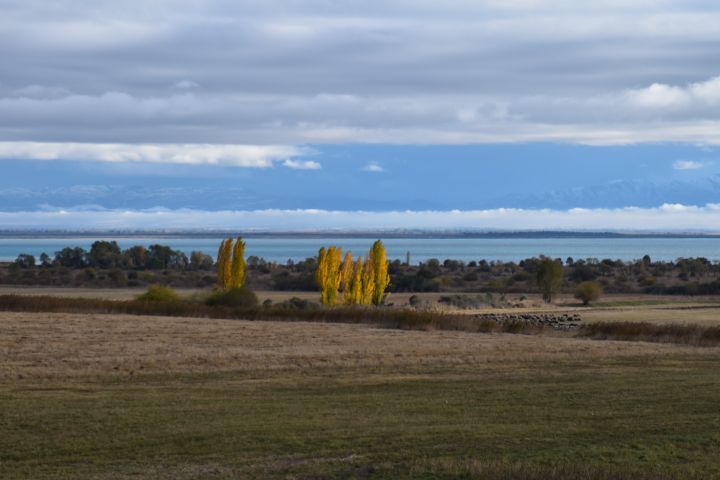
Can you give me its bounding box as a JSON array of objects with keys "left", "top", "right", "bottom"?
[
  {"left": 2, "top": 301, "right": 720, "bottom": 479},
  {"left": 3, "top": 355, "right": 720, "bottom": 478}
]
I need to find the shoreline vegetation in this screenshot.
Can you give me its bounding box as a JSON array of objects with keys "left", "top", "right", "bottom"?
[
  {"left": 4, "top": 236, "right": 720, "bottom": 349},
  {"left": 3, "top": 239, "right": 720, "bottom": 297}
]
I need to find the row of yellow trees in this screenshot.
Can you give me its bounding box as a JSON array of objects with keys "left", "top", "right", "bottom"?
[
  {"left": 215, "top": 237, "right": 390, "bottom": 306},
  {"left": 216, "top": 237, "right": 246, "bottom": 290},
  {"left": 315, "top": 240, "right": 390, "bottom": 306}
]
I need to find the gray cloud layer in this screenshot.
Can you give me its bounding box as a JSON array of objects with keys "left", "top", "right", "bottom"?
[{"left": 3, "top": 1, "right": 720, "bottom": 145}]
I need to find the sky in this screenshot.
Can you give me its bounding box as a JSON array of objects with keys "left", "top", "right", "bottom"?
[{"left": 2, "top": 1, "right": 720, "bottom": 230}]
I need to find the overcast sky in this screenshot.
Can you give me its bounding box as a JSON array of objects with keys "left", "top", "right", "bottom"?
[{"left": 2, "top": 1, "right": 720, "bottom": 230}]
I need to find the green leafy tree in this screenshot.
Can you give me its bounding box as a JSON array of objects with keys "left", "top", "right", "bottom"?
[
  {"left": 14, "top": 253, "right": 35, "bottom": 269},
  {"left": 122, "top": 246, "right": 147, "bottom": 270},
  {"left": 146, "top": 244, "right": 187, "bottom": 270},
  {"left": 54, "top": 247, "right": 87, "bottom": 268},
  {"left": 88, "top": 240, "right": 122, "bottom": 269},
  {"left": 39, "top": 253, "right": 51, "bottom": 267},
  {"left": 536, "top": 257, "right": 564, "bottom": 303},
  {"left": 190, "top": 251, "right": 214, "bottom": 270}
]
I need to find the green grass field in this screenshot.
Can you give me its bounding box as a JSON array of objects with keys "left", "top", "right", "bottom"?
[{"left": 4, "top": 361, "right": 720, "bottom": 479}]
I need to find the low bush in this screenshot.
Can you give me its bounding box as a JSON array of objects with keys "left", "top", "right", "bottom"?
[
  {"left": 645, "top": 280, "right": 720, "bottom": 296},
  {"left": 437, "top": 294, "right": 484, "bottom": 309},
  {"left": 408, "top": 294, "right": 423, "bottom": 307},
  {"left": 462, "top": 271, "right": 479, "bottom": 282},
  {"left": 273, "top": 296, "right": 320, "bottom": 310},
  {"left": 574, "top": 281, "right": 603, "bottom": 305},
  {"left": 205, "top": 287, "right": 259, "bottom": 308},
  {"left": 136, "top": 285, "right": 180, "bottom": 302}
]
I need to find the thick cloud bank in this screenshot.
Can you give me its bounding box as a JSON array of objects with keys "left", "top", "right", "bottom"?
[
  {"left": 3, "top": 204, "right": 720, "bottom": 231},
  {"left": 2, "top": 1, "right": 720, "bottom": 145}
]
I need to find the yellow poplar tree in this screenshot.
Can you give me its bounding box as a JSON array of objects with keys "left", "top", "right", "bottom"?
[
  {"left": 221, "top": 238, "right": 234, "bottom": 289},
  {"left": 229, "top": 237, "right": 246, "bottom": 289},
  {"left": 315, "top": 246, "right": 344, "bottom": 306},
  {"left": 369, "top": 240, "right": 390, "bottom": 305},
  {"left": 325, "top": 246, "right": 343, "bottom": 305},
  {"left": 315, "top": 247, "right": 328, "bottom": 303},
  {"left": 340, "top": 251, "right": 354, "bottom": 304},
  {"left": 216, "top": 238, "right": 232, "bottom": 289},
  {"left": 216, "top": 240, "right": 225, "bottom": 288},
  {"left": 350, "top": 256, "right": 364, "bottom": 305},
  {"left": 361, "top": 258, "right": 375, "bottom": 305}
]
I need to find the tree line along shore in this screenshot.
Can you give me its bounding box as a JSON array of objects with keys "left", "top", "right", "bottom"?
[{"left": 2, "top": 239, "right": 720, "bottom": 299}]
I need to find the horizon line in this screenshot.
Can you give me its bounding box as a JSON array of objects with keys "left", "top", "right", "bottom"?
[{"left": 3, "top": 229, "right": 720, "bottom": 238}]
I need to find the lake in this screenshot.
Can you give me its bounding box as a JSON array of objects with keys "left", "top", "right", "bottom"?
[{"left": 1, "top": 236, "right": 720, "bottom": 264}]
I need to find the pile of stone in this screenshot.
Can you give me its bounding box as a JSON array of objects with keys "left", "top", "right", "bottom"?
[{"left": 477, "top": 312, "right": 582, "bottom": 330}]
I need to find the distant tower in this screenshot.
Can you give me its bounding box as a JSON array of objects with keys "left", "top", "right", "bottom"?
[{"left": 406, "top": 251, "right": 411, "bottom": 266}]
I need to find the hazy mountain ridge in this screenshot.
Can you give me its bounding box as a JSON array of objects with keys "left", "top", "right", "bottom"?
[
  {"left": 0, "top": 185, "right": 269, "bottom": 211},
  {"left": 490, "top": 176, "right": 720, "bottom": 209},
  {"left": 2, "top": 176, "right": 720, "bottom": 212}
]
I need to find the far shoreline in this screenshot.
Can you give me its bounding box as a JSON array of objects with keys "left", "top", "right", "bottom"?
[{"left": 3, "top": 229, "right": 720, "bottom": 239}]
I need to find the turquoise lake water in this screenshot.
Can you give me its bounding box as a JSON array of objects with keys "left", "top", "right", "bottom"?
[{"left": 1, "top": 236, "right": 720, "bottom": 263}]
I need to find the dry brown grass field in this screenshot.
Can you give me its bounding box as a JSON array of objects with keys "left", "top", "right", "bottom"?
[
  {"left": 3, "top": 292, "right": 720, "bottom": 478},
  {"left": 3, "top": 311, "right": 713, "bottom": 381}
]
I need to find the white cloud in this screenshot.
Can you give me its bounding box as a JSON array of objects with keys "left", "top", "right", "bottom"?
[
  {"left": 673, "top": 160, "right": 705, "bottom": 170},
  {"left": 625, "top": 83, "right": 691, "bottom": 109},
  {"left": 0, "top": 142, "right": 306, "bottom": 167},
  {"left": 362, "top": 162, "right": 384, "bottom": 172},
  {"left": 174, "top": 80, "right": 199, "bottom": 89},
  {"left": 625, "top": 76, "right": 720, "bottom": 110},
  {"left": 282, "top": 159, "right": 321, "bottom": 170},
  {"left": 3, "top": 204, "right": 720, "bottom": 231},
  {"left": 689, "top": 76, "right": 720, "bottom": 105}
]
